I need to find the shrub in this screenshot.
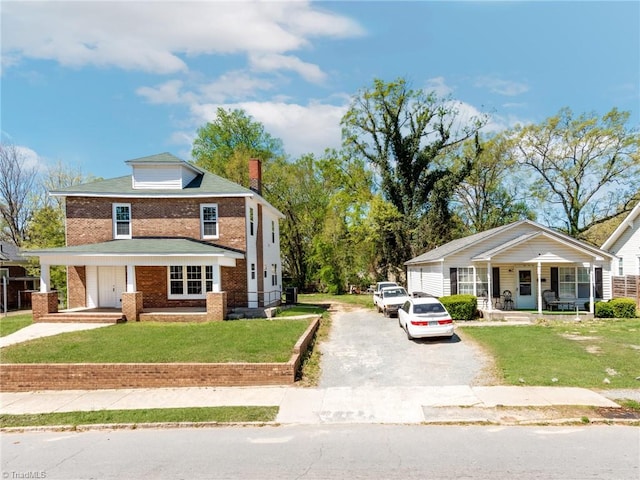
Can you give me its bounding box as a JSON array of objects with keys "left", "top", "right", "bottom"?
[
  {"left": 440, "top": 294, "right": 476, "bottom": 321},
  {"left": 595, "top": 301, "right": 614, "bottom": 318},
  {"left": 595, "top": 298, "right": 638, "bottom": 318}
]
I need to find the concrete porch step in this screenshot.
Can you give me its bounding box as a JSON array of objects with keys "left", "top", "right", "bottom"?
[{"left": 35, "top": 313, "right": 125, "bottom": 324}]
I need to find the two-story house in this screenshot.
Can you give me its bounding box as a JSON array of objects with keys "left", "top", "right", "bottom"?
[{"left": 26, "top": 153, "right": 283, "bottom": 322}]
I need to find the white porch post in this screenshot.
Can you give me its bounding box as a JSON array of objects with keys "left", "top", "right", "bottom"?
[
  {"left": 589, "top": 262, "right": 595, "bottom": 314},
  {"left": 211, "top": 263, "right": 221, "bottom": 292},
  {"left": 126, "top": 264, "right": 136, "bottom": 292},
  {"left": 40, "top": 263, "right": 51, "bottom": 293},
  {"left": 537, "top": 261, "right": 542, "bottom": 314},
  {"left": 487, "top": 261, "right": 493, "bottom": 312}
]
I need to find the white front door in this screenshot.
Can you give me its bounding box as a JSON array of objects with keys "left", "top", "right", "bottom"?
[
  {"left": 98, "top": 267, "right": 126, "bottom": 308},
  {"left": 516, "top": 269, "right": 536, "bottom": 309}
]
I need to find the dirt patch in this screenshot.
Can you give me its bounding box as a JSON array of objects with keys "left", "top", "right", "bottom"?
[
  {"left": 561, "top": 334, "right": 602, "bottom": 341},
  {"left": 585, "top": 345, "right": 602, "bottom": 354}
]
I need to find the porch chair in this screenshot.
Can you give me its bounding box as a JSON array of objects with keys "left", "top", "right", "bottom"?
[
  {"left": 542, "top": 290, "right": 558, "bottom": 310},
  {"left": 501, "top": 290, "right": 514, "bottom": 310}
]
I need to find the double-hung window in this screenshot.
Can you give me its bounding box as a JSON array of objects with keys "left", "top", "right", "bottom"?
[
  {"left": 200, "top": 204, "right": 218, "bottom": 239},
  {"left": 456, "top": 267, "right": 488, "bottom": 296},
  {"left": 169, "top": 265, "right": 214, "bottom": 299},
  {"left": 113, "top": 203, "right": 131, "bottom": 239},
  {"left": 249, "top": 207, "right": 254, "bottom": 236},
  {"left": 559, "top": 266, "right": 590, "bottom": 298},
  {"left": 271, "top": 264, "right": 278, "bottom": 286}
]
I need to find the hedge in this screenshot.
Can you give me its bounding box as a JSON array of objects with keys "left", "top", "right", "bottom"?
[
  {"left": 439, "top": 294, "right": 477, "bottom": 321},
  {"left": 595, "top": 298, "right": 638, "bottom": 318}
]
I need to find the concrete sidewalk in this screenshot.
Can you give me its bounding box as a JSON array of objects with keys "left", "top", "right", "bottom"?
[
  {"left": 0, "top": 322, "right": 113, "bottom": 348},
  {"left": 0, "top": 385, "right": 624, "bottom": 425}
]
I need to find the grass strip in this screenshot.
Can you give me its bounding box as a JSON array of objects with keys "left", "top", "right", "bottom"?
[
  {"left": 0, "top": 314, "right": 32, "bottom": 337},
  {"left": 1, "top": 319, "right": 310, "bottom": 364},
  {"left": 0, "top": 406, "right": 278, "bottom": 428},
  {"left": 277, "top": 304, "right": 327, "bottom": 317}
]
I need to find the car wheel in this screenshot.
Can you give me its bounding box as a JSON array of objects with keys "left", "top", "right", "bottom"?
[{"left": 406, "top": 326, "right": 413, "bottom": 340}]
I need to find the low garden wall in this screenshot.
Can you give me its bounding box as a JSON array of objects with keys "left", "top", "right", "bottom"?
[{"left": 0, "top": 317, "right": 320, "bottom": 392}]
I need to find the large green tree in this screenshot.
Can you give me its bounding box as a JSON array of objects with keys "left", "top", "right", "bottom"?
[
  {"left": 191, "top": 107, "right": 285, "bottom": 187},
  {"left": 341, "top": 77, "right": 487, "bottom": 274},
  {"left": 514, "top": 107, "right": 640, "bottom": 238},
  {"left": 453, "top": 133, "right": 534, "bottom": 234}
]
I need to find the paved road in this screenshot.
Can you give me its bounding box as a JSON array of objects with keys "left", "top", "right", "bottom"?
[
  {"left": 319, "top": 306, "right": 491, "bottom": 387},
  {"left": 3, "top": 425, "right": 638, "bottom": 479}
]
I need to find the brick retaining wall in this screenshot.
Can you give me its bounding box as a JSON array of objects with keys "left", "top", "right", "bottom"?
[{"left": 0, "top": 317, "right": 320, "bottom": 392}]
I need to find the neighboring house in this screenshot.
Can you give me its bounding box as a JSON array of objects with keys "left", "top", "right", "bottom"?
[
  {"left": 601, "top": 201, "right": 640, "bottom": 276},
  {"left": 405, "top": 220, "right": 615, "bottom": 313},
  {"left": 0, "top": 241, "right": 39, "bottom": 311},
  {"left": 25, "top": 153, "right": 283, "bottom": 321}
]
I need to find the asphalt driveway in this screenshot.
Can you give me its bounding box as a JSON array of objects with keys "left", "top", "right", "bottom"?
[{"left": 319, "top": 305, "right": 492, "bottom": 388}]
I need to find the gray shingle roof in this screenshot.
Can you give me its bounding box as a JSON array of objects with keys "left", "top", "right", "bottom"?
[
  {"left": 24, "top": 238, "right": 244, "bottom": 258},
  {"left": 405, "top": 222, "right": 522, "bottom": 265},
  {"left": 0, "top": 241, "right": 25, "bottom": 263}
]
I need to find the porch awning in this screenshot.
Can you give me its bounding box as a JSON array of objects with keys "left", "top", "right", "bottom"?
[{"left": 22, "top": 238, "right": 245, "bottom": 267}]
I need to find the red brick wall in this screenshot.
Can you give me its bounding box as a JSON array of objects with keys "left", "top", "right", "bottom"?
[
  {"left": 0, "top": 317, "right": 321, "bottom": 391},
  {"left": 65, "top": 196, "right": 247, "bottom": 251},
  {"left": 67, "top": 266, "right": 86, "bottom": 308}
]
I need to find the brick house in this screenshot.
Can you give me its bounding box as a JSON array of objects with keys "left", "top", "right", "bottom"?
[
  {"left": 25, "top": 153, "right": 283, "bottom": 321},
  {"left": 1, "top": 241, "right": 39, "bottom": 311}
]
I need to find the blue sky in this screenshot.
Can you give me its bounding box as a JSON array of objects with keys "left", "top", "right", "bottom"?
[{"left": 2, "top": 1, "right": 639, "bottom": 180}]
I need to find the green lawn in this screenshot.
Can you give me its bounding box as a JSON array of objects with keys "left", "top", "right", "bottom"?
[
  {"left": 461, "top": 318, "right": 640, "bottom": 389},
  {"left": 0, "top": 314, "right": 32, "bottom": 337},
  {"left": 298, "top": 293, "right": 375, "bottom": 309},
  {"left": 277, "top": 304, "right": 328, "bottom": 317},
  {"left": 0, "top": 406, "right": 278, "bottom": 428},
  {"left": 0, "top": 319, "right": 310, "bottom": 363}
]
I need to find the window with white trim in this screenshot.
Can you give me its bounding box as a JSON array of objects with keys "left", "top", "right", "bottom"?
[
  {"left": 168, "top": 265, "right": 214, "bottom": 299},
  {"left": 113, "top": 203, "right": 131, "bottom": 239},
  {"left": 249, "top": 207, "right": 254, "bottom": 236},
  {"left": 251, "top": 263, "right": 256, "bottom": 280},
  {"left": 200, "top": 204, "right": 218, "bottom": 239},
  {"left": 618, "top": 259, "right": 624, "bottom": 276},
  {"left": 271, "top": 264, "right": 278, "bottom": 286},
  {"left": 271, "top": 220, "right": 275, "bottom": 243},
  {"left": 457, "top": 267, "right": 488, "bottom": 295},
  {"left": 0, "top": 268, "right": 8, "bottom": 280},
  {"left": 559, "top": 266, "right": 590, "bottom": 298}
]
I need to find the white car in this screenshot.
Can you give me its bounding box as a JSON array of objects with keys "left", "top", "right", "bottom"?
[
  {"left": 377, "top": 286, "right": 411, "bottom": 317},
  {"left": 398, "top": 297, "right": 454, "bottom": 340}
]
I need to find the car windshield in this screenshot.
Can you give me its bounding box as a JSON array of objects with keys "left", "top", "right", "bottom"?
[
  {"left": 384, "top": 288, "right": 407, "bottom": 297},
  {"left": 413, "top": 303, "right": 446, "bottom": 314}
]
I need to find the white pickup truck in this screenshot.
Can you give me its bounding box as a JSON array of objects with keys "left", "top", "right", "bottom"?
[
  {"left": 372, "top": 281, "right": 397, "bottom": 309},
  {"left": 374, "top": 284, "right": 411, "bottom": 317}
]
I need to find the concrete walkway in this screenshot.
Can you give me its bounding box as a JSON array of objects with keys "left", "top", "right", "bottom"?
[
  {"left": 0, "top": 322, "right": 113, "bottom": 348},
  {"left": 0, "top": 385, "right": 625, "bottom": 425}
]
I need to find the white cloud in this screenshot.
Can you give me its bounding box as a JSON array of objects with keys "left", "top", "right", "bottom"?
[
  {"left": 188, "top": 100, "right": 348, "bottom": 157},
  {"left": 474, "top": 76, "right": 529, "bottom": 96},
  {"left": 2, "top": 1, "right": 363, "bottom": 75},
  {"left": 199, "top": 72, "right": 277, "bottom": 103},
  {"left": 425, "top": 77, "right": 454, "bottom": 97},
  {"left": 249, "top": 53, "right": 327, "bottom": 84},
  {"left": 136, "top": 80, "right": 197, "bottom": 105}
]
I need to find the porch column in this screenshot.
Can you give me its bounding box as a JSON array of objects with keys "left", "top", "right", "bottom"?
[
  {"left": 126, "top": 264, "right": 136, "bottom": 292},
  {"left": 39, "top": 263, "right": 51, "bottom": 293},
  {"left": 122, "top": 291, "right": 143, "bottom": 322},
  {"left": 207, "top": 291, "right": 227, "bottom": 321},
  {"left": 589, "top": 262, "right": 595, "bottom": 314},
  {"left": 537, "top": 261, "right": 542, "bottom": 314},
  {"left": 31, "top": 291, "right": 58, "bottom": 321},
  {"left": 486, "top": 261, "right": 493, "bottom": 312},
  {"left": 210, "top": 263, "right": 221, "bottom": 292}
]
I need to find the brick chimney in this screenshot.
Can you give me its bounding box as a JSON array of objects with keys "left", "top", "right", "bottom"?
[{"left": 248, "top": 158, "right": 262, "bottom": 195}]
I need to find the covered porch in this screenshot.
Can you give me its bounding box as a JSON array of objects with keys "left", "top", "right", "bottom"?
[
  {"left": 24, "top": 238, "right": 244, "bottom": 322},
  {"left": 468, "top": 232, "right": 609, "bottom": 315}
]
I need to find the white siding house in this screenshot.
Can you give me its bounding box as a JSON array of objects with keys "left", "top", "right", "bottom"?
[
  {"left": 601, "top": 201, "right": 640, "bottom": 276},
  {"left": 406, "top": 220, "right": 615, "bottom": 314}
]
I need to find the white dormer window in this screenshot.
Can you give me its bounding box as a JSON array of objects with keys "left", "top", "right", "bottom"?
[
  {"left": 201, "top": 204, "right": 218, "bottom": 239},
  {"left": 113, "top": 203, "right": 131, "bottom": 239}
]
